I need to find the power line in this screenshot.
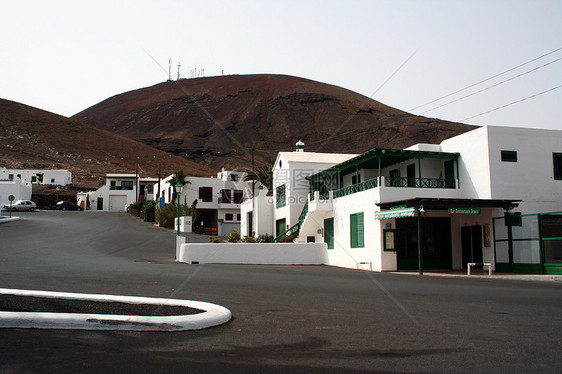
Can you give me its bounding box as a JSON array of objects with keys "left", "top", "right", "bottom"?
[
  {"left": 460, "top": 84, "right": 562, "bottom": 122},
  {"left": 409, "top": 47, "right": 562, "bottom": 112},
  {"left": 420, "top": 57, "right": 562, "bottom": 115}
]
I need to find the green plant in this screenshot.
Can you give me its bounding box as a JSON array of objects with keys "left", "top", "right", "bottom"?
[
  {"left": 227, "top": 230, "right": 240, "bottom": 243},
  {"left": 241, "top": 235, "right": 256, "bottom": 243},
  {"left": 209, "top": 237, "right": 222, "bottom": 243},
  {"left": 256, "top": 234, "right": 274, "bottom": 243},
  {"left": 156, "top": 203, "right": 186, "bottom": 228}
]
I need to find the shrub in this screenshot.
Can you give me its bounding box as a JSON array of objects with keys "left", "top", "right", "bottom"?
[
  {"left": 241, "top": 235, "right": 256, "bottom": 243},
  {"left": 209, "top": 237, "right": 222, "bottom": 243},
  {"left": 256, "top": 234, "right": 274, "bottom": 243},
  {"left": 227, "top": 230, "right": 240, "bottom": 243}
]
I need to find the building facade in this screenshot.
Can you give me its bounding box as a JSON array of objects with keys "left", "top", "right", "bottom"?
[
  {"left": 156, "top": 169, "right": 253, "bottom": 236},
  {"left": 0, "top": 168, "right": 72, "bottom": 186},
  {"left": 244, "top": 127, "right": 562, "bottom": 274}
]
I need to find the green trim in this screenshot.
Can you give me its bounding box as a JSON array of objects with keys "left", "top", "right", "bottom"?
[
  {"left": 544, "top": 264, "right": 562, "bottom": 275},
  {"left": 495, "top": 263, "right": 543, "bottom": 274},
  {"left": 495, "top": 263, "right": 511, "bottom": 273}
]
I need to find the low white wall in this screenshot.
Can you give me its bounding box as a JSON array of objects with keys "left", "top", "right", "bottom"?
[{"left": 178, "top": 243, "right": 328, "bottom": 265}]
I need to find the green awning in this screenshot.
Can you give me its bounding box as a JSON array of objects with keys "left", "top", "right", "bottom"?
[{"left": 375, "top": 207, "right": 416, "bottom": 220}]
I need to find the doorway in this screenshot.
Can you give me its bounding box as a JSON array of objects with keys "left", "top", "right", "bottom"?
[
  {"left": 462, "top": 225, "right": 483, "bottom": 269},
  {"left": 276, "top": 218, "right": 286, "bottom": 237},
  {"left": 396, "top": 217, "right": 452, "bottom": 270},
  {"left": 97, "top": 197, "right": 103, "bottom": 210}
]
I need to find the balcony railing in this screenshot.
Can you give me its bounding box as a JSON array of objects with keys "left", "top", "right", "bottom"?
[
  {"left": 384, "top": 177, "right": 455, "bottom": 189},
  {"left": 333, "top": 177, "right": 379, "bottom": 198}
]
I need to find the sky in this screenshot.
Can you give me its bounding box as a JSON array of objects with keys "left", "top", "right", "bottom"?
[{"left": 1, "top": 0, "right": 561, "bottom": 130}]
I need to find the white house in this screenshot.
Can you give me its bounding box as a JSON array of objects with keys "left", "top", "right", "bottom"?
[
  {"left": 78, "top": 174, "right": 158, "bottom": 211},
  {"left": 243, "top": 127, "right": 562, "bottom": 275},
  {"left": 0, "top": 178, "right": 32, "bottom": 207},
  {"left": 156, "top": 169, "right": 254, "bottom": 236},
  {"left": 0, "top": 168, "right": 72, "bottom": 186}
]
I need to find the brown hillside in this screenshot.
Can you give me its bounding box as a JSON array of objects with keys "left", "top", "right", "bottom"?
[
  {"left": 0, "top": 99, "right": 213, "bottom": 188},
  {"left": 73, "top": 74, "right": 477, "bottom": 170}
]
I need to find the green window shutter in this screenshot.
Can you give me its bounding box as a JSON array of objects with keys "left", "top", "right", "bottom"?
[
  {"left": 356, "top": 213, "right": 364, "bottom": 247},
  {"left": 350, "top": 212, "right": 365, "bottom": 248},
  {"left": 324, "top": 218, "right": 334, "bottom": 249}
]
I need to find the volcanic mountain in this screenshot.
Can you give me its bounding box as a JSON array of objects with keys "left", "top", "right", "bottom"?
[
  {"left": 0, "top": 99, "right": 213, "bottom": 188},
  {"left": 72, "top": 74, "right": 476, "bottom": 171}
]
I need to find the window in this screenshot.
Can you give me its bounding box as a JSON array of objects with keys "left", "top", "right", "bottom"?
[
  {"left": 350, "top": 212, "right": 364, "bottom": 248},
  {"left": 233, "top": 190, "right": 244, "bottom": 203},
  {"left": 50, "top": 178, "right": 55, "bottom": 183},
  {"left": 220, "top": 189, "right": 232, "bottom": 203},
  {"left": 225, "top": 213, "right": 233, "bottom": 221},
  {"left": 8, "top": 174, "right": 13, "bottom": 180},
  {"left": 121, "top": 181, "right": 133, "bottom": 190},
  {"left": 554, "top": 153, "right": 562, "bottom": 180},
  {"left": 352, "top": 173, "right": 361, "bottom": 185},
  {"left": 501, "top": 150, "right": 517, "bottom": 162},
  {"left": 199, "top": 187, "right": 213, "bottom": 202},
  {"left": 237, "top": 214, "right": 241, "bottom": 221},
  {"left": 276, "top": 184, "right": 286, "bottom": 208},
  {"left": 230, "top": 174, "right": 238, "bottom": 181},
  {"left": 31, "top": 176, "right": 37, "bottom": 183}
]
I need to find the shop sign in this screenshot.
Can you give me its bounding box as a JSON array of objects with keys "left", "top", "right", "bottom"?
[{"left": 448, "top": 207, "right": 481, "bottom": 215}]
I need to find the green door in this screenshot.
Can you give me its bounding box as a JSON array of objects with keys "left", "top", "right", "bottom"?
[
  {"left": 276, "top": 218, "right": 286, "bottom": 237},
  {"left": 324, "top": 218, "right": 334, "bottom": 249}
]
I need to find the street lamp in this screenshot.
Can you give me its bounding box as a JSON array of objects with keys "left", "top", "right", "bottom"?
[{"left": 174, "top": 182, "right": 183, "bottom": 236}]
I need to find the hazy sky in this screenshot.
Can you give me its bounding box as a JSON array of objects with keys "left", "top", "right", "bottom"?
[{"left": 2, "top": 0, "right": 561, "bottom": 130}]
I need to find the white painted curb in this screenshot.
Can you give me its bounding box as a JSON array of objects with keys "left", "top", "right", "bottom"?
[
  {"left": 0, "top": 217, "right": 20, "bottom": 224},
  {"left": 0, "top": 288, "right": 231, "bottom": 331}
]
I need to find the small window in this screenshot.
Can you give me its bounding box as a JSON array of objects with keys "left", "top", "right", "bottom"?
[
  {"left": 230, "top": 174, "right": 238, "bottom": 181},
  {"left": 8, "top": 174, "right": 14, "bottom": 180},
  {"left": 199, "top": 187, "right": 213, "bottom": 202},
  {"left": 225, "top": 214, "right": 233, "bottom": 221},
  {"left": 50, "top": 178, "right": 55, "bottom": 183},
  {"left": 554, "top": 153, "right": 562, "bottom": 180},
  {"left": 237, "top": 214, "right": 241, "bottom": 221},
  {"left": 501, "top": 150, "right": 517, "bottom": 162}
]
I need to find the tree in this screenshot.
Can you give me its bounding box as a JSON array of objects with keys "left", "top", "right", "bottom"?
[
  {"left": 169, "top": 170, "right": 191, "bottom": 203},
  {"left": 244, "top": 165, "right": 273, "bottom": 196}
]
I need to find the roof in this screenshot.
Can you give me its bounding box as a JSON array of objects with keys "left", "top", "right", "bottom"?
[{"left": 275, "top": 152, "right": 358, "bottom": 166}]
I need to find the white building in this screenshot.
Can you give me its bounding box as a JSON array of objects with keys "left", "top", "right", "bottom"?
[
  {"left": 243, "top": 127, "right": 562, "bottom": 275},
  {"left": 78, "top": 174, "right": 158, "bottom": 211},
  {"left": 0, "top": 168, "right": 72, "bottom": 186},
  {"left": 0, "top": 178, "right": 32, "bottom": 207},
  {"left": 156, "top": 169, "right": 253, "bottom": 236}
]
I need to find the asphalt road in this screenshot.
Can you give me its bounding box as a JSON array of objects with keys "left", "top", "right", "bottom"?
[{"left": 0, "top": 211, "right": 561, "bottom": 373}]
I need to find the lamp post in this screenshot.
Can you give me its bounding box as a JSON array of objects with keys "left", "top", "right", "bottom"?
[
  {"left": 56, "top": 186, "right": 60, "bottom": 203},
  {"left": 174, "top": 182, "right": 183, "bottom": 236},
  {"left": 143, "top": 186, "right": 148, "bottom": 222}
]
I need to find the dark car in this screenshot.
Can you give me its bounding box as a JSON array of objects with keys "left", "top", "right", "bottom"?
[{"left": 56, "top": 201, "right": 83, "bottom": 211}]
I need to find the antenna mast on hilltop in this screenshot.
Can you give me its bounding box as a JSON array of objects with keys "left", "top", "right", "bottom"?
[
  {"left": 177, "top": 61, "right": 181, "bottom": 80},
  {"left": 168, "top": 59, "right": 172, "bottom": 81}
]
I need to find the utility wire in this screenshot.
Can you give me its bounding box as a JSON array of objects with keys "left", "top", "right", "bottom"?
[
  {"left": 420, "top": 57, "right": 562, "bottom": 114},
  {"left": 409, "top": 47, "right": 562, "bottom": 111},
  {"left": 460, "top": 84, "right": 562, "bottom": 122}
]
